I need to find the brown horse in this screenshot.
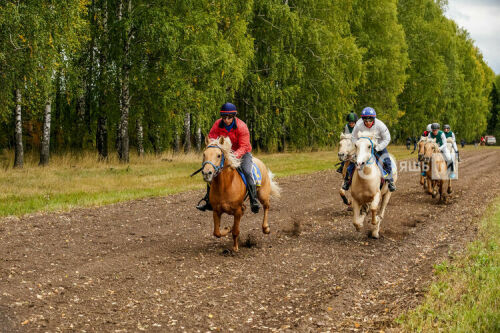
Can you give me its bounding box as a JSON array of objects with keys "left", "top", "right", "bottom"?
[
  {"left": 200, "top": 136, "right": 281, "bottom": 251},
  {"left": 423, "top": 140, "right": 452, "bottom": 203}
]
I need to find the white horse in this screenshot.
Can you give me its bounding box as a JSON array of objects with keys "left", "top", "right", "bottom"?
[
  {"left": 338, "top": 133, "right": 356, "bottom": 208},
  {"left": 350, "top": 132, "right": 397, "bottom": 238}
]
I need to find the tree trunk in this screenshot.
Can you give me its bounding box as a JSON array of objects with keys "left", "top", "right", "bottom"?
[
  {"left": 39, "top": 100, "right": 52, "bottom": 166},
  {"left": 136, "top": 116, "right": 144, "bottom": 156},
  {"left": 184, "top": 112, "right": 191, "bottom": 153},
  {"left": 149, "top": 124, "right": 161, "bottom": 155},
  {"left": 14, "top": 89, "right": 24, "bottom": 168},
  {"left": 96, "top": 0, "right": 108, "bottom": 161},
  {"left": 173, "top": 129, "right": 180, "bottom": 153},
  {"left": 118, "top": 0, "right": 131, "bottom": 163},
  {"left": 196, "top": 125, "right": 202, "bottom": 151},
  {"left": 97, "top": 116, "right": 108, "bottom": 160}
]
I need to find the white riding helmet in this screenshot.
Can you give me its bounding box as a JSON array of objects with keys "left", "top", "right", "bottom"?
[{"left": 426, "top": 124, "right": 432, "bottom": 132}]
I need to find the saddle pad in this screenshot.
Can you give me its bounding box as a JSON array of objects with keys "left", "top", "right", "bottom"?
[
  {"left": 252, "top": 163, "right": 262, "bottom": 186},
  {"left": 237, "top": 163, "right": 262, "bottom": 189}
]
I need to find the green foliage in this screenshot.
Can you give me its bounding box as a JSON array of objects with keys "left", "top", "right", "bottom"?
[{"left": 0, "top": 0, "right": 495, "bottom": 155}]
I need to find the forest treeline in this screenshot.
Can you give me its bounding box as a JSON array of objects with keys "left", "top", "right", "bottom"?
[{"left": 0, "top": 0, "right": 498, "bottom": 167}]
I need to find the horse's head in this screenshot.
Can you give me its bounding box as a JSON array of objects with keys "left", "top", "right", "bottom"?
[
  {"left": 417, "top": 136, "right": 428, "bottom": 161},
  {"left": 201, "top": 136, "right": 232, "bottom": 182},
  {"left": 355, "top": 132, "right": 377, "bottom": 170},
  {"left": 338, "top": 133, "right": 355, "bottom": 161},
  {"left": 423, "top": 139, "right": 437, "bottom": 163}
]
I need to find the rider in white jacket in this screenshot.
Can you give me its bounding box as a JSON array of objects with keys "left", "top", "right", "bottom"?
[{"left": 342, "top": 107, "right": 396, "bottom": 192}]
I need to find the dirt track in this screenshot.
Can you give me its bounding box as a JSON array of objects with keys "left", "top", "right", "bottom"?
[{"left": 0, "top": 149, "right": 499, "bottom": 332}]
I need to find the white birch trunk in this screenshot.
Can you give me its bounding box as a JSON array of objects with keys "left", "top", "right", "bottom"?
[
  {"left": 39, "top": 100, "right": 52, "bottom": 166},
  {"left": 14, "top": 89, "right": 24, "bottom": 168}
]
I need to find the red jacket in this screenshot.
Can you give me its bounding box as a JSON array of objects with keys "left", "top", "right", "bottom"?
[{"left": 208, "top": 118, "right": 252, "bottom": 159}]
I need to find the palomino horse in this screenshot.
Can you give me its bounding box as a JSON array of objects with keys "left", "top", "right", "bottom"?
[
  {"left": 200, "top": 136, "right": 281, "bottom": 251},
  {"left": 350, "top": 132, "right": 397, "bottom": 238},
  {"left": 423, "top": 139, "right": 452, "bottom": 203},
  {"left": 338, "top": 133, "right": 356, "bottom": 208},
  {"left": 417, "top": 136, "right": 428, "bottom": 187}
]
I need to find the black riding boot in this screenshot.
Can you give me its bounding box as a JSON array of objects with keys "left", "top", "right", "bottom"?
[
  {"left": 387, "top": 178, "right": 396, "bottom": 192},
  {"left": 196, "top": 185, "right": 212, "bottom": 211},
  {"left": 248, "top": 183, "right": 260, "bottom": 214},
  {"left": 342, "top": 172, "right": 351, "bottom": 191},
  {"left": 336, "top": 161, "right": 345, "bottom": 174}
]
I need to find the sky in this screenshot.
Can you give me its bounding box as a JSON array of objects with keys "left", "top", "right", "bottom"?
[{"left": 444, "top": 0, "right": 500, "bottom": 74}]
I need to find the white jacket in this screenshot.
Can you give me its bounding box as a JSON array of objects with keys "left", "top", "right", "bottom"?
[{"left": 351, "top": 118, "right": 391, "bottom": 151}]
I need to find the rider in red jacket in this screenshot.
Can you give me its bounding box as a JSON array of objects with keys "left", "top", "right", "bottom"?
[{"left": 196, "top": 103, "right": 260, "bottom": 213}]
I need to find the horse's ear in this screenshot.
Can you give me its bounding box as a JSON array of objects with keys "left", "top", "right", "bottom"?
[
  {"left": 219, "top": 136, "right": 225, "bottom": 145},
  {"left": 205, "top": 135, "right": 209, "bottom": 146}
]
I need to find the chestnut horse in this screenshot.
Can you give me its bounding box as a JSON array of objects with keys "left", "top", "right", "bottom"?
[
  {"left": 423, "top": 139, "right": 452, "bottom": 203},
  {"left": 200, "top": 136, "right": 281, "bottom": 251},
  {"left": 338, "top": 133, "right": 356, "bottom": 209}
]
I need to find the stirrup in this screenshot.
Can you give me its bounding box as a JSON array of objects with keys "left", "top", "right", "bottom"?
[{"left": 196, "top": 198, "right": 212, "bottom": 211}]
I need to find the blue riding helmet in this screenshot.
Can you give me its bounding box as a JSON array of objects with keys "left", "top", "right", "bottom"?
[{"left": 361, "top": 107, "right": 376, "bottom": 118}]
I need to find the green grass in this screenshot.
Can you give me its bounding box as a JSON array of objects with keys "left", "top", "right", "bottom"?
[
  {"left": 397, "top": 197, "right": 500, "bottom": 332},
  {"left": 0, "top": 145, "right": 495, "bottom": 218}
]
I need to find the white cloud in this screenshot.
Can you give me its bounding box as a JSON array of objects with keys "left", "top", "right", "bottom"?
[{"left": 445, "top": 0, "right": 500, "bottom": 74}]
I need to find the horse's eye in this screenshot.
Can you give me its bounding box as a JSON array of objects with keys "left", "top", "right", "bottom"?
[{"left": 217, "top": 154, "right": 221, "bottom": 158}]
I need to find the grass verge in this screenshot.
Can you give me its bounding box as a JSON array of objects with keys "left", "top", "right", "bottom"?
[
  {"left": 396, "top": 197, "right": 500, "bottom": 332},
  {"left": 0, "top": 145, "right": 495, "bottom": 218}
]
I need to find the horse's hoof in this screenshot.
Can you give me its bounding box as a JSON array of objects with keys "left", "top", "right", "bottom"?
[
  {"left": 371, "top": 232, "right": 379, "bottom": 239},
  {"left": 353, "top": 223, "right": 362, "bottom": 232},
  {"left": 262, "top": 226, "right": 270, "bottom": 234},
  {"left": 447, "top": 188, "right": 452, "bottom": 194},
  {"left": 432, "top": 192, "right": 437, "bottom": 198}
]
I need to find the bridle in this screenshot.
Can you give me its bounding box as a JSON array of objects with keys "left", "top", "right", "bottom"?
[
  {"left": 190, "top": 145, "right": 226, "bottom": 178},
  {"left": 358, "top": 137, "right": 375, "bottom": 165}
]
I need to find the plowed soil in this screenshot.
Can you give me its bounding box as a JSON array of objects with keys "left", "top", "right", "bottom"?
[{"left": 1, "top": 149, "right": 499, "bottom": 332}]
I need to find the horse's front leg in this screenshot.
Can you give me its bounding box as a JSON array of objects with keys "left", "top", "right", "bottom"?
[
  {"left": 447, "top": 178, "right": 452, "bottom": 194},
  {"left": 374, "top": 192, "right": 392, "bottom": 239},
  {"left": 352, "top": 200, "right": 363, "bottom": 232},
  {"left": 213, "top": 210, "right": 231, "bottom": 238},
  {"left": 370, "top": 192, "right": 381, "bottom": 225},
  {"left": 232, "top": 208, "right": 243, "bottom": 252}
]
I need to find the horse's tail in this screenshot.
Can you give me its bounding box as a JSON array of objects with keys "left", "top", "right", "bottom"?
[{"left": 268, "top": 170, "right": 281, "bottom": 198}]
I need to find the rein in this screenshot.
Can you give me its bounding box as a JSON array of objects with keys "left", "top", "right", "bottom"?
[
  {"left": 359, "top": 136, "right": 375, "bottom": 165},
  {"left": 190, "top": 145, "right": 225, "bottom": 178}
]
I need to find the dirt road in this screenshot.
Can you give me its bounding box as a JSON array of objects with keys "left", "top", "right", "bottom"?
[{"left": 0, "top": 149, "right": 499, "bottom": 332}]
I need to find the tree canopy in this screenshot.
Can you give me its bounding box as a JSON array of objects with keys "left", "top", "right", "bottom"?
[{"left": 0, "top": 0, "right": 495, "bottom": 164}]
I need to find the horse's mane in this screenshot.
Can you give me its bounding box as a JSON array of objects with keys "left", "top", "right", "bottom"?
[
  {"left": 419, "top": 136, "right": 428, "bottom": 142},
  {"left": 340, "top": 133, "right": 352, "bottom": 140},
  {"left": 446, "top": 137, "right": 454, "bottom": 143},
  {"left": 357, "top": 131, "right": 378, "bottom": 144},
  {"left": 207, "top": 137, "right": 241, "bottom": 168}
]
